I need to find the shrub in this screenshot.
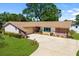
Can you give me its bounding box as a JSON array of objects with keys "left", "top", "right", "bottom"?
[
  {"left": 0, "top": 34, "right": 7, "bottom": 48},
  {"left": 31, "top": 39, "right": 38, "bottom": 46},
  {"left": 0, "top": 30, "right": 2, "bottom": 33},
  {"left": 4, "top": 32, "right": 23, "bottom": 38},
  {"left": 68, "top": 30, "right": 75, "bottom": 38},
  {"left": 50, "top": 33, "right": 53, "bottom": 36},
  {"left": 0, "top": 29, "right": 4, "bottom": 34},
  {"left": 69, "top": 30, "right": 75, "bottom": 35}
]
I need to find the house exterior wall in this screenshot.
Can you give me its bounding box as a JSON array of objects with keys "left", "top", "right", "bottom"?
[
  {"left": 70, "top": 25, "right": 79, "bottom": 33},
  {"left": 41, "top": 27, "right": 68, "bottom": 37},
  {"left": 51, "top": 28, "right": 55, "bottom": 32},
  {"left": 42, "top": 32, "right": 51, "bottom": 35},
  {"left": 41, "top": 27, "right": 55, "bottom": 35},
  {"left": 4, "top": 24, "right": 19, "bottom": 33},
  {"left": 24, "top": 27, "right": 34, "bottom": 34}
]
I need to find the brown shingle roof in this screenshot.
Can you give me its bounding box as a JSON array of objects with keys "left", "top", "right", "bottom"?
[{"left": 4, "top": 21, "right": 72, "bottom": 32}]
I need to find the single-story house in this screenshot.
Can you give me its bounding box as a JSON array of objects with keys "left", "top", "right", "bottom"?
[{"left": 3, "top": 21, "right": 72, "bottom": 38}]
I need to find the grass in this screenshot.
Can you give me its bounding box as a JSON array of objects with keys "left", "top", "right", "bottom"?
[
  {"left": 76, "top": 50, "right": 79, "bottom": 56},
  {"left": 71, "top": 32, "right": 79, "bottom": 56},
  {"left": 0, "top": 35, "right": 38, "bottom": 56},
  {"left": 72, "top": 33, "right": 79, "bottom": 40}
]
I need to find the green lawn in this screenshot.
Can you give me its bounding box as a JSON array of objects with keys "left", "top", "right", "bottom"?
[
  {"left": 0, "top": 35, "right": 38, "bottom": 56},
  {"left": 71, "top": 33, "right": 79, "bottom": 56},
  {"left": 72, "top": 33, "right": 79, "bottom": 40},
  {"left": 76, "top": 50, "right": 79, "bottom": 56}
]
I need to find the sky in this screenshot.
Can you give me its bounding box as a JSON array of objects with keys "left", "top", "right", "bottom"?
[
  {"left": 55, "top": 3, "right": 79, "bottom": 21},
  {"left": 0, "top": 3, "right": 79, "bottom": 21},
  {"left": 0, "top": 3, "right": 26, "bottom": 14}
]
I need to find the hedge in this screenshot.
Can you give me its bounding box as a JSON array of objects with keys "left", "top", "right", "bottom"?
[{"left": 4, "top": 32, "right": 23, "bottom": 38}]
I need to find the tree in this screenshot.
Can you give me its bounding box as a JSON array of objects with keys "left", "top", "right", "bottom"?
[
  {"left": 0, "top": 12, "right": 26, "bottom": 22},
  {"left": 23, "top": 3, "right": 61, "bottom": 21},
  {"left": 0, "top": 12, "right": 27, "bottom": 29},
  {"left": 18, "top": 14, "right": 26, "bottom": 21},
  {"left": 75, "top": 14, "right": 79, "bottom": 25}
]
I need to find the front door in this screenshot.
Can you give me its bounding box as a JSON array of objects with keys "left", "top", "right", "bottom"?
[{"left": 34, "top": 27, "right": 40, "bottom": 32}]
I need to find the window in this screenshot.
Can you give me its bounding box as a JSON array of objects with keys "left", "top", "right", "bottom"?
[{"left": 44, "top": 27, "right": 51, "bottom": 32}]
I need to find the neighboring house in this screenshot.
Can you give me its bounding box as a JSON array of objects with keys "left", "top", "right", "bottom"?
[
  {"left": 3, "top": 21, "right": 72, "bottom": 38},
  {"left": 70, "top": 25, "right": 79, "bottom": 33}
]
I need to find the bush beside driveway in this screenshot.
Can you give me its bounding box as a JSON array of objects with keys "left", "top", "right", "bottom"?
[{"left": 28, "top": 34, "right": 79, "bottom": 56}]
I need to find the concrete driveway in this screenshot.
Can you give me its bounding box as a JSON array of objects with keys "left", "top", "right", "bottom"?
[{"left": 28, "top": 34, "right": 79, "bottom": 56}]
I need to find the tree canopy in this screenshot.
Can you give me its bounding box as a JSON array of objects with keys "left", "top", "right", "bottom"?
[
  {"left": 0, "top": 12, "right": 26, "bottom": 29},
  {"left": 75, "top": 14, "right": 79, "bottom": 25},
  {"left": 0, "top": 12, "right": 26, "bottom": 22},
  {"left": 23, "top": 3, "right": 61, "bottom": 21}
]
